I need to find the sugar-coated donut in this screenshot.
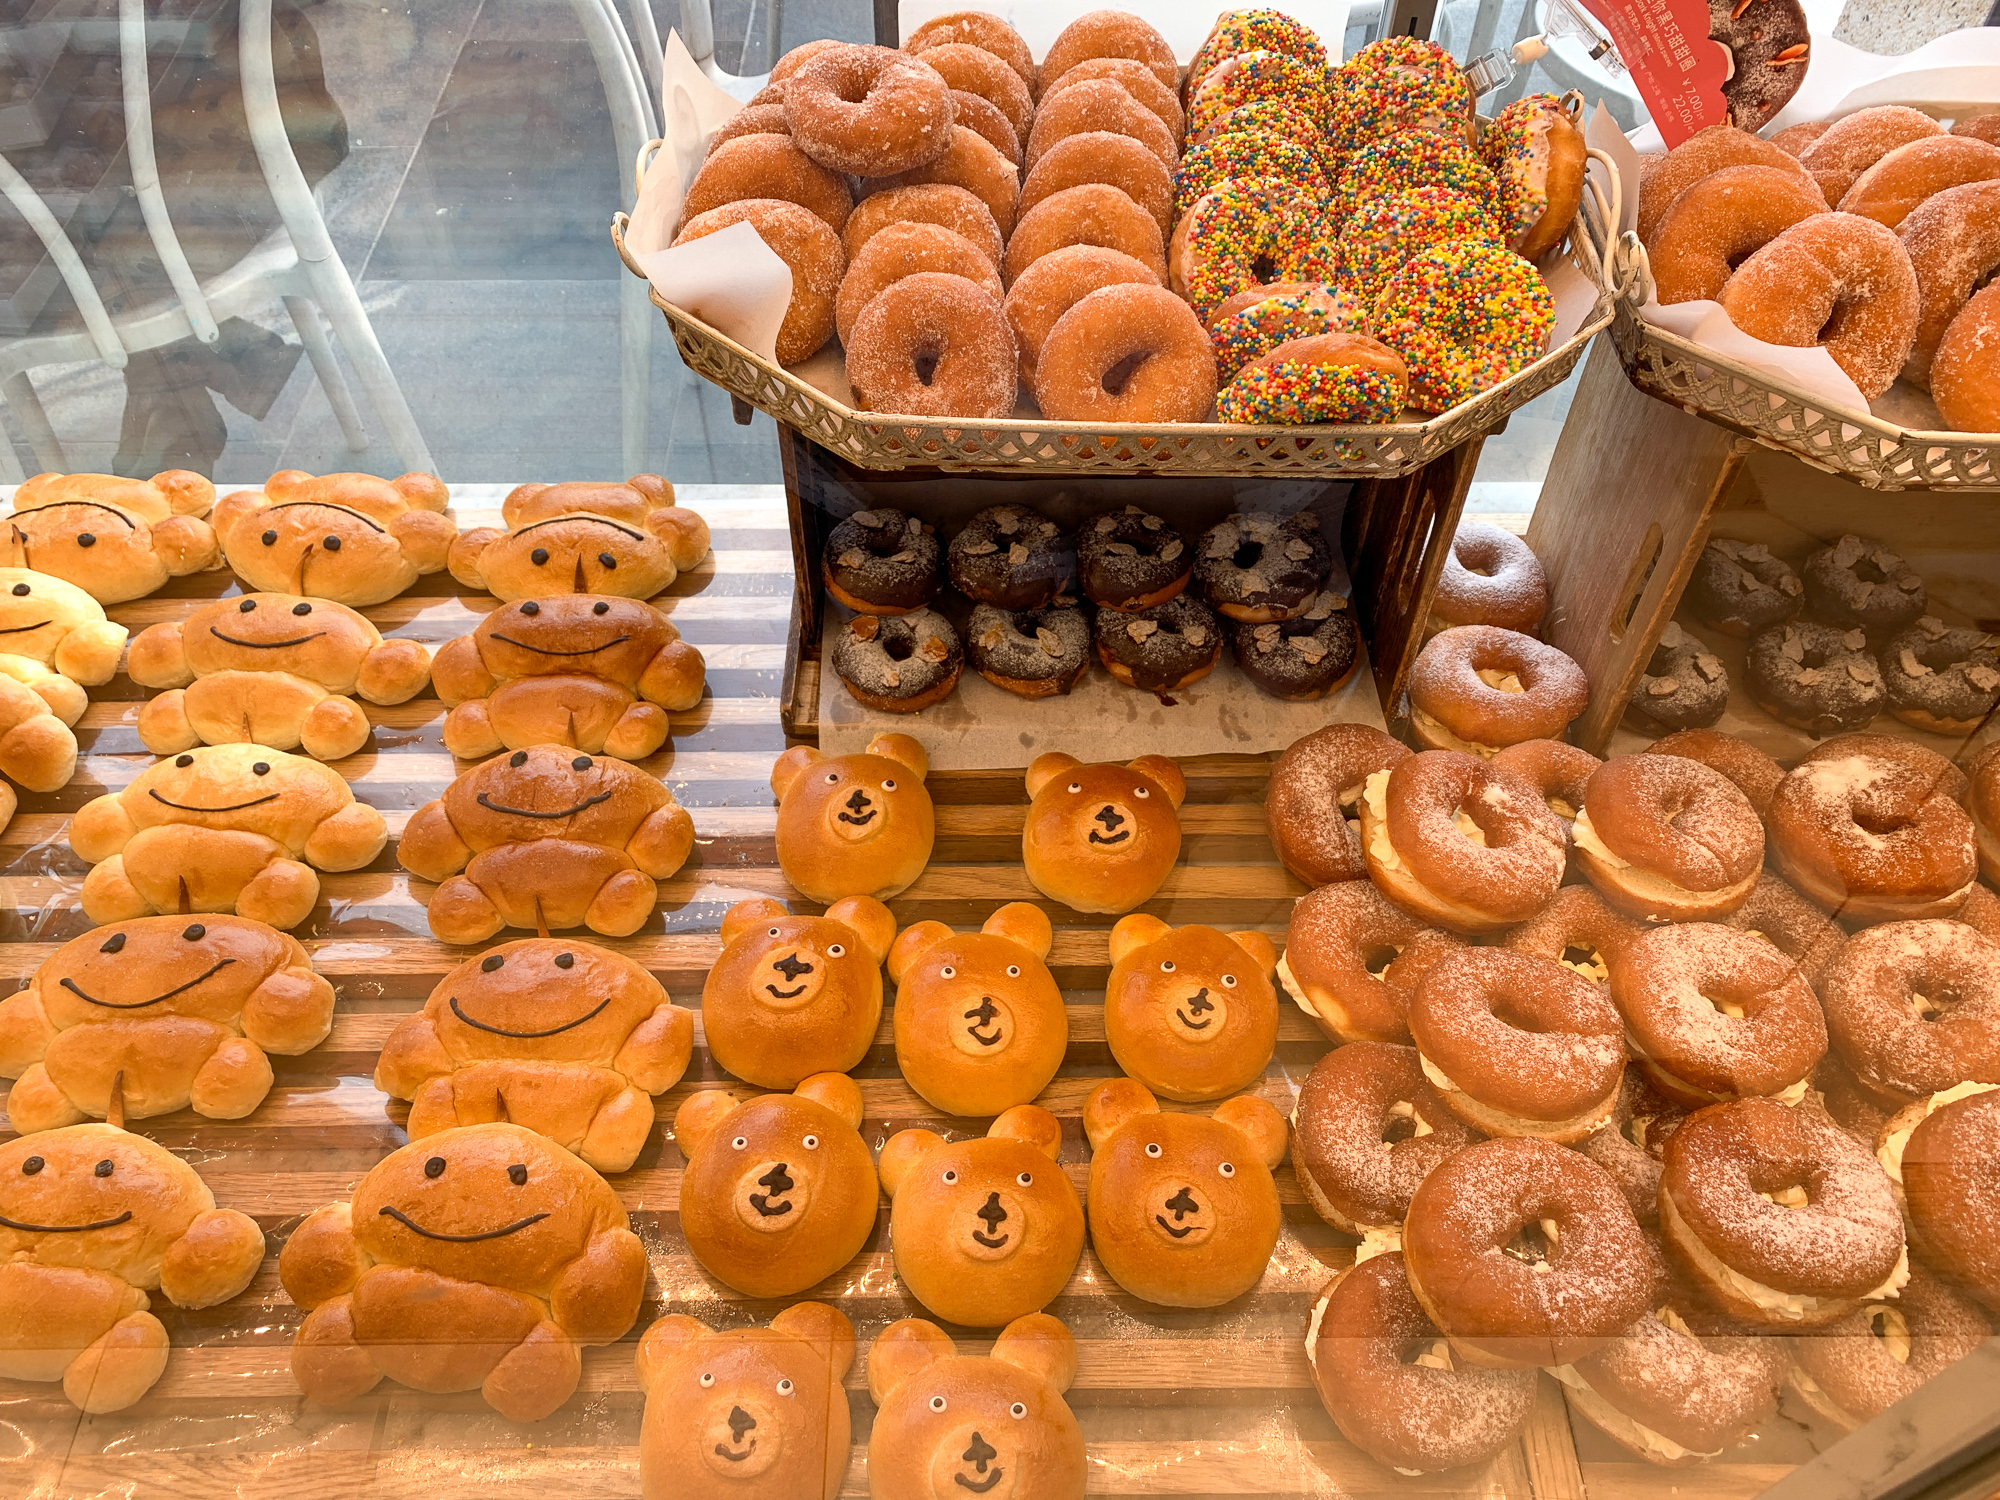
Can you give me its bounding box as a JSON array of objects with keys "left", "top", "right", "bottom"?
[
  {"left": 1932, "top": 281, "right": 2000, "bottom": 431},
  {"left": 845, "top": 273, "right": 1018, "bottom": 419},
  {"left": 1502, "top": 883, "right": 1645, "bottom": 986},
  {"left": 1004, "top": 244, "right": 1162, "bottom": 388},
  {"left": 1215, "top": 333, "right": 1409, "bottom": 426},
  {"left": 1431, "top": 520, "right": 1547, "bottom": 634},
  {"left": 1003, "top": 184, "right": 1166, "bottom": 288},
  {"left": 1407, "top": 625, "right": 1589, "bottom": 756},
  {"left": 1647, "top": 165, "right": 1826, "bottom": 304},
  {"left": 829, "top": 609, "right": 962, "bottom": 714},
  {"left": 1330, "top": 127, "right": 1498, "bottom": 232},
  {"left": 1034, "top": 283, "right": 1217, "bottom": 423},
  {"left": 684, "top": 133, "right": 853, "bottom": 232},
  {"left": 1819, "top": 919, "right": 2000, "bottom": 1108},
  {"left": 905, "top": 11, "right": 1034, "bottom": 91},
  {"left": 1636, "top": 124, "right": 1818, "bottom": 245},
  {"left": 1373, "top": 241, "right": 1557, "bottom": 412},
  {"left": 1610, "top": 923, "right": 1827, "bottom": 1109},
  {"left": 1021, "top": 752, "right": 1185, "bottom": 916},
  {"left": 1187, "top": 50, "right": 1328, "bottom": 138},
  {"left": 1491, "top": 738, "right": 1600, "bottom": 851},
  {"left": 1194, "top": 511, "right": 1328, "bottom": 622},
  {"left": 1724, "top": 870, "right": 1843, "bottom": 987},
  {"left": 1573, "top": 1070, "right": 1688, "bottom": 1226},
  {"left": 1402, "top": 1136, "right": 1651, "bottom": 1367},
  {"left": 1207, "top": 284, "right": 1368, "bottom": 384},
  {"left": 1096, "top": 597, "right": 1222, "bottom": 693},
  {"left": 1230, "top": 592, "right": 1361, "bottom": 700},
  {"left": 1104, "top": 915, "right": 1278, "bottom": 1103},
  {"left": 917, "top": 42, "right": 1032, "bottom": 142},
  {"left": 1768, "top": 734, "right": 1976, "bottom": 921},
  {"left": 1643, "top": 728, "right": 1783, "bottom": 816},
  {"left": 968, "top": 603, "right": 1091, "bottom": 698},
  {"left": 1956, "top": 112, "right": 2000, "bottom": 142},
  {"left": 1043, "top": 60, "right": 1184, "bottom": 154},
  {"left": 1797, "top": 105, "right": 1943, "bottom": 207},
  {"left": 1660, "top": 1098, "right": 1907, "bottom": 1327},
  {"left": 770, "top": 37, "right": 843, "bottom": 81},
  {"left": 1021, "top": 131, "right": 1174, "bottom": 237},
  {"left": 822, "top": 506, "right": 940, "bottom": 615},
  {"left": 1685, "top": 537, "right": 1803, "bottom": 636},
  {"left": 1359, "top": 751, "right": 1568, "bottom": 935},
  {"left": 1720, "top": 214, "right": 1919, "bottom": 398},
  {"left": 1279, "top": 878, "right": 1468, "bottom": 1044},
  {"left": 1898, "top": 180, "right": 2000, "bottom": 387},
  {"left": 1482, "top": 92, "right": 1587, "bottom": 261},
  {"left": 1571, "top": 753, "right": 1763, "bottom": 920},
  {"left": 1770, "top": 120, "right": 1830, "bottom": 156},
  {"left": 950, "top": 88, "right": 1023, "bottom": 165},
  {"left": 1025, "top": 78, "right": 1178, "bottom": 172},
  {"left": 707, "top": 103, "right": 791, "bottom": 154},
  {"left": 841, "top": 183, "right": 1003, "bottom": 271},
  {"left": 1408, "top": 949, "right": 1625, "bottom": 1142},
  {"left": 1039, "top": 10, "right": 1177, "bottom": 96},
  {"left": 1075, "top": 505, "right": 1187, "bottom": 610},
  {"left": 784, "top": 44, "right": 953, "bottom": 177},
  {"left": 1263, "top": 722, "right": 1410, "bottom": 887},
  {"left": 834, "top": 221, "right": 1002, "bottom": 346},
  {"left": 1789, "top": 1267, "right": 1991, "bottom": 1431},
  {"left": 1189, "top": 10, "right": 1328, "bottom": 97},
  {"left": 770, "top": 733, "right": 934, "bottom": 904},
  {"left": 1293, "top": 1043, "right": 1481, "bottom": 1237},
  {"left": 868, "top": 127, "right": 1021, "bottom": 235},
  {"left": 948, "top": 505, "right": 1070, "bottom": 609},
  {"left": 1306, "top": 1254, "right": 1536, "bottom": 1475},
  {"left": 1325, "top": 36, "right": 1472, "bottom": 152},
  {"left": 1893, "top": 1086, "right": 2000, "bottom": 1314},
  {"left": 1883, "top": 616, "right": 2000, "bottom": 734},
  {"left": 1168, "top": 179, "right": 1338, "bottom": 322},
  {"left": 1838, "top": 135, "right": 2000, "bottom": 228}
]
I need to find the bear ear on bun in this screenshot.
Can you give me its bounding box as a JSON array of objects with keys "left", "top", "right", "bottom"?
[
  {"left": 1108, "top": 913, "right": 1173, "bottom": 964},
  {"left": 771, "top": 1300, "right": 858, "bottom": 1378},
  {"left": 671, "top": 1088, "right": 743, "bottom": 1161},
  {"left": 794, "top": 1069, "right": 866, "bottom": 1130},
  {"left": 1024, "top": 750, "right": 1082, "bottom": 799},
  {"left": 1213, "top": 1094, "right": 1291, "bottom": 1170},
  {"left": 771, "top": 732, "right": 929, "bottom": 799},
  {"left": 1084, "top": 1075, "right": 1161, "bottom": 1152},
  {"left": 865, "top": 1318, "right": 959, "bottom": 1404},
  {"left": 634, "top": 1313, "right": 709, "bottom": 1392},
  {"left": 1127, "top": 754, "right": 1187, "bottom": 807},
  {"left": 981, "top": 900, "right": 1053, "bottom": 958},
  {"left": 991, "top": 1101, "right": 1064, "bottom": 1159},
  {"left": 878, "top": 1102, "right": 1066, "bottom": 1199},
  {"left": 991, "top": 1311, "right": 1078, "bottom": 1394},
  {"left": 1226, "top": 929, "right": 1280, "bottom": 979},
  {"left": 876, "top": 1128, "right": 947, "bottom": 1198}
]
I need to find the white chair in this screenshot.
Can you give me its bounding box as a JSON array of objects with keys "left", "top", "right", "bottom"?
[{"left": 0, "top": 0, "right": 438, "bottom": 485}]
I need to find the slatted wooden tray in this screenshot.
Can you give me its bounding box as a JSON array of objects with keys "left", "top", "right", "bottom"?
[{"left": 0, "top": 485, "right": 1836, "bottom": 1498}]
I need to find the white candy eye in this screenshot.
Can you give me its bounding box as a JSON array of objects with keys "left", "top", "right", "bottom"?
[
  {"left": 828, "top": 944, "right": 846, "bottom": 957},
  {"left": 1161, "top": 960, "right": 1176, "bottom": 973},
  {"left": 1010, "top": 1402, "right": 1027, "bottom": 1419},
  {"left": 882, "top": 779, "right": 897, "bottom": 791},
  {"left": 732, "top": 1136, "right": 748, "bottom": 1150},
  {"left": 940, "top": 965, "right": 956, "bottom": 979},
  {"left": 1144, "top": 1142, "right": 1162, "bottom": 1158},
  {"left": 1221, "top": 974, "right": 1238, "bottom": 988},
  {"left": 1134, "top": 786, "right": 1150, "bottom": 798},
  {"left": 1219, "top": 1162, "right": 1236, "bottom": 1178},
  {"left": 1017, "top": 1172, "right": 1033, "bottom": 1186},
  {"left": 1067, "top": 782, "right": 1081, "bottom": 793},
  {"left": 700, "top": 1372, "right": 714, "bottom": 1387},
  {"left": 803, "top": 1135, "right": 820, "bottom": 1150},
  {"left": 777, "top": 1379, "right": 795, "bottom": 1396},
  {"left": 929, "top": 1396, "right": 948, "bottom": 1413},
  {"left": 768, "top": 927, "right": 781, "bottom": 937},
  {"left": 825, "top": 772, "right": 839, "bottom": 784},
  {"left": 943, "top": 1169, "right": 959, "bottom": 1184},
  {"left": 1007, "top": 965, "right": 1020, "bottom": 977}
]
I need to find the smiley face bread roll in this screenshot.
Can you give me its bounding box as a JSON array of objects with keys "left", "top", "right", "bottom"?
[
  {"left": 447, "top": 481, "right": 709, "bottom": 604},
  {"left": 702, "top": 895, "right": 896, "bottom": 1089},
  {"left": 1103, "top": 915, "right": 1279, "bottom": 1102},
  {"left": 499, "top": 474, "right": 710, "bottom": 569},
  {"left": 4, "top": 469, "right": 220, "bottom": 603},
  {"left": 673, "top": 1072, "right": 879, "bottom": 1299},
  {"left": 374, "top": 938, "right": 694, "bottom": 1173},
  {"left": 0, "top": 914, "right": 333, "bottom": 1134},
  {"left": 771, "top": 733, "right": 935, "bottom": 903},
  {"left": 1021, "top": 751, "right": 1186, "bottom": 914},
  {"left": 212, "top": 470, "right": 455, "bottom": 606},
  {"left": 887, "top": 902, "right": 1067, "bottom": 1116},
  {"left": 635, "top": 1302, "right": 854, "bottom": 1500},
  {"left": 879, "top": 1104, "right": 1084, "bottom": 1327},
  {"left": 0, "top": 566, "right": 129, "bottom": 689},
  {"left": 1083, "top": 1077, "right": 1289, "bottom": 1308}
]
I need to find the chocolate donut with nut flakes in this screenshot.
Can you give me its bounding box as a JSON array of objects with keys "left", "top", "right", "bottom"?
[
  {"left": 947, "top": 504, "right": 1072, "bottom": 609},
  {"left": 823, "top": 507, "right": 941, "bottom": 614},
  {"left": 1625, "top": 622, "right": 1729, "bottom": 734},
  {"left": 1802, "top": 533, "right": 1926, "bottom": 634},
  {"left": 1745, "top": 619, "right": 1884, "bottom": 735},
  {"left": 1076, "top": 505, "right": 1190, "bottom": 609},
  {"left": 1229, "top": 591, "right": 1359, "bottom": 700},
  {"left": 1881, "top": 617, "right": 2000, "bottom": 736},
  {"left": 1094, "top": 594, "right": 1220, "bottom": 692},
  {"left": 828, "top": 608, "right": 962, "bottom": 713},
  {"left": 1686, "top": 537, "right": 1801, "bottom": 637},
  {"left": 966, "top": 602, "right": 1091, "bottom": 698},
  {"left": 1194, "top": 511, "right": 1331, "bottom": 622}
]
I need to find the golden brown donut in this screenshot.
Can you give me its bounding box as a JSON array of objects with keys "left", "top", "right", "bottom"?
[
  {"left": 1025, "top": 78, "right": 1178, "bottom": 172},
  {"left": 834, "top": 221, "right": 1004, "bottom": 346},
  {"left": 845, "top": 272, "right": 1019, "bottom": 420},
  {"left": 770, "top": 733, "right": 934, "bottom": 903},
  {"left": 1502, "top": 883, "right": 1646, "bottom": 986},
  {"left": 1892, "top": 1085, "right": 2000, "bottom": 1314},
  {"left": 1279, "top": 879, "right": 1467, "bottom": 1045},
  {"left": 770, "top": 37, "right": 844, "bottom": 81},
  {"left": 1769, "top": 120, "right": 1830, "bottom": 156},
  {"left": 1264, "top": 722, "right": 1410, "bottom": 887},
  {"left": 1003, "top": 244, "right": 1161, "bottom": 388},
  {"left": 1358, "top": 751, "right": 1567, "bottom": 934},
  {"left": 784, "top": 44, "right": 953, "bottom": 176},
  {"left": 866, "top": 127, "right": 1021, "bottom": 235},
  {"left": 905, "top": 11, "right": 1034, "bottom": 91},
  {"left": 1407, "top": 949, "right": 1625, "bottom": 1142},
  {"left": 1491, "top": 737, "right": 1600, "bottom": 847},
  {"left": 1611, "top": 923, "right": 1828, "bottom": 1109},
  {"left": 1572, "top": 753, "right": 1764, "bottom": 921},
  {"left": 705, "top": 102, "right": 790, "bottom": 154},
  {"left": 1040, "top": 56, "right": 1184, "bottom": 141},
  {"left": 1034, "top": 283, "right": 1217, "bottom": 423},
  {"left": 1021, "top": 752, "right": 1184, "bottom": 914},
  {"left": 1643, "top": 727, "right": 1784, "bottom": 817},
  {"left": 1788, "top": 1267, "right": 1991, "bottom": 1432},
  {"left": 1969, "top": 741, "right": 2000, "bottom": 885},
  {"left": 1038, "top": 10, "right": 1178, "bottom": 96},
  {"left": 1933, "top": 281, "right": 2000, "bottom": 431},
  {"left": 1019, "top": 130, "right": 1176, "bottom": 238},
  {"left": 1002, "top": 184, "right": 1167, "bottom": 288},
  {"left": 1660, "top": 1098, "right": 1907, "bottom": 1327},
  {"left": 1402, "top": 1136, "right": 1652, "bottom": 1367},
  {"left": 1819, "top": 919, "right": 2000, "bottom": 1109},
  {"left": 1816, "top": 1051, "right": 1896, "bottom": 1148},
  {"left": 1955, "top": 112, "right": 2000, "bottom": 143},
  {"left": 1720, "top": 213, "right": 1919, "bottom": 397},
  {"left": 917, "top": 41, "right": 1032, "bottom": 141},
  {"left": 673, "top": 198, "right": 845, "bottom": 363},
  {"left": 1406, "top": 625, "right": 1589, "bottom": 755},
  {"left": 1796, "top": 105, "right": 1944, "bottom": 207},
  {"left": 840, "top": 182, "right": 1003, "bottom": 270},
  {"left": 1839, "top": 135, "right": 2000, "bottom": 228},
  {"left": 950, "top": 89, "right": 1023, "bottom": 166},
  {"left": 1428, "top": 520, "right": 1548, "bottom": 634},
  {"left": 1649, "top": 165, "right": 1828, "bottom": 305},
  {"left": 1636, "top": 124, "right": 1819, "bottom": 245},
  {"left": 1104, "top": 915, "right": 1278, "bottom": 1103},
  {"left": 683, "top": 133, "right": 853, "bottom": 232}
]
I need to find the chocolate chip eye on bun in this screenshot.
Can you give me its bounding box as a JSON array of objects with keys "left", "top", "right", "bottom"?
[
  {"left": 1406, "top": 949, "right": 1626, "bottom": 1143},
  {"left": 1571, "top": 753, "right": 1764, "bottom": 921},
  {"left": 1659, "top": 1098, "right": 1909, "bottom": 1328},
  {"left": 1261, "top": 722, "right": 1409, "bottom": 888},
  {"left": 1278, "top": 878, "right": 1468, "bottom": 1045},
  {"left": 1357, "top": 750, "right": 1567, "bottom": 935},
  {"left": 1400, "top": 1136, "right": 1652, "bottom": 1368}
]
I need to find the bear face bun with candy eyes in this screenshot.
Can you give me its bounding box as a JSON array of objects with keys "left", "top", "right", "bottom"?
[
  {"left": 5, "top": 470, "right": 221, "bottom": 603},
  {"left": 771, "top": 733, "right": 935, "bottom": 903},
  {"left": 212, "top": 470, "right": 456, "bottom": 607},
  {"left": 126, "top": 593, "right": 431, "bottom": 761},
  {"left": 887, "top": 903, "right": 1067, "bottom": 1118},
  {"left": 446, "top": 483, "right": 711, "bottom": 604},
  {"left": 1022, "top": 752, "right": 1186, "bottom": 914},
  {"left": 673, "top": 1072, "right": 880, "bottom": 1299},
  {"left": 1104, "top": 916, "right": 1279, "bottom": 1103},
  {"left": 866, "top": 1313, "right": 1087, "bottom": 1500},
  {"left": 702, "top": 895, "right": 896, "bottom": 1090},
  {"left": 635, "top": 1302, "right": 855, "bottom": 1500},
  {"left": 1083, "top": 1077, "right": 1289, "bottom": 1308},
  {"left": 374, "top": 938, "right": 694, "bottom": 1173},
  {"left": 880, "top": 1105, "right": 1084, "bottom": 1328}
]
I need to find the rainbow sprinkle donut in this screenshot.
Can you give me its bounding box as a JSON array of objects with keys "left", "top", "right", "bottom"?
[
  {"left": 1189, "top": 99, "right": 1340, "bottom": 173},
  {"left": 1216, "top": 332, "right": 1410, "bottom": 424},
  {"left": 1373, "top": 240, "right": 1556, "bottom": 413},
  {"left": 1187, "top": 9, "right": 1329, "bottom": 100},
  {"left": 1325, "top": 36, "right": 1472, "bottom": 151},
  {"left": 1482, "top": 92, "right": 1587, "bottom": 258},
  {"left": 1329, "top": 128, "right": 1500, "bottom": 231},
  {"left": 1209, "top": 284, "right": 1368, "bottom": 382},
  {"left": 1189, "top": 50, "right": 1330, "bottom": 135},
  {"left": 1174, "top": 132, "right": 1327, "bottom": 215},
  {"left": 1170, "top": 179, "right": 1340, "bottom": 323},
  {"left": 1338, "top": 186, "right": 1502, "bottom": 299}
]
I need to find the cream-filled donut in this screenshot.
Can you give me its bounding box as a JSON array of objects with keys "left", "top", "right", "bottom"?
[
  {"left": 1886, "top": 1085, "right": 2000, "bottom": 1314},
  {"left": 1502, "top": 884, "right": 1647, "bottom": 986},
  {"left": 1406, "top": 625, "right": 1588, "bottom": 755},
  {"left": 1491, "top": 737, "right": 1601, "bottom": 851},
  {"left": 1819, "top": 919, "right": 2000, "bottom": 1110},
  {"left": 1262, "top": 723, "right": 1409, "bottom": 887},
  {"left": 1788, "top": 1267, "right": 1990, "bottom": 1431},
  {"left": 1643, "top": 727, "right": 1785, "bottom": 817},
  {"left": 1279, "top": 879, "right": 1468, "bottom": 1044},
  {"left": 1572, "top": 754, "right": 1764, "bottom": 921},
  {"left": 1574, "top": 1071, "right": 1689, "bottom": 1227}
]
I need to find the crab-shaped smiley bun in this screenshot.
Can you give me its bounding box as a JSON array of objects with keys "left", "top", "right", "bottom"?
[
  {"left": 69, "top": 743, "right": 389, "bottom": 929},
  {"left": 278, "top": 1122, "right": 645, "bottom": 1422},
  {"left": 212, "top": 470, "right": 455, "bottom": 607},
  {"left": 0, "top": 914, "right": 334, "bottom": 1134},
  {"left": 374, "top": 938, "right": 693, "bottom": 1173},
  {"left": 497, "top": 475, "right": 710, "bottom": 563},
  {"left": 635, "top": 1302, "right": 854, "bottom": 1500},
  {"left": 1103, "top": 916, "right": 1280, "bottom": 1103},
  {"left": 879, "top": 1104, "right": 1084, "bottom": 1328},
  {"left": 446, "top": 497, "right": 708, "bottom": 604},
  {"left": 5, "top": 469, "right": 221, "bottom": 603},
  {"left": 1021, "top": 752, "right": 1186, "bottom": 915},
  {"left": 0, "top": 1122, "right": 264, "bottom": 1412},
  {"left": 771, "top": 733, "right": 935, "bottom": 904},
  {"left": 396, "top": 745, "right": 695, "bottom": 944},
  {"left": 0, "top": 565, "right": 129, "bottom": 691}
]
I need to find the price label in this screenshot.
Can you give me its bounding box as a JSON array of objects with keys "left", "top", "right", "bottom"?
[{"left": 1575, "top": 0, "right": 1734, "bottom": 146}]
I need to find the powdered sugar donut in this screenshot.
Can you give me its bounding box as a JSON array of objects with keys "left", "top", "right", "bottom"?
[
  {"left": 1893, "top": 1086, "right": 2000, "bottom": 1314},
  {"left": 1572, "top": 753, "right": 1764, "bottom": 921},
  {"left": 1722, "top": 870, "right": 1843, "bottom": 988},
  {"left": 1819, "top": 919, "right": 2000, "bottom": 1108},
  {"left": 1430, "top": 521, "right": 1547, "bottom": 634},
  {"left": 1407, "top": 625, "right": 1589, "bottom": 756},
  {"left": 1969, "top": 741, "right": 2000, "bottom": 886},
  {"left": 1263, "top": 722, "right": 1410, "bottom": 887},
  {"left": 1279, "top": 878, "right": 1467, "bottom": 1044},
  {"left": 1491, "top": 738, "right": 1600, "bottom": 849},
  {"left": 1643, "top": 728, "right": 1784, "bottom": 817},
  {"left": 1572, "top": 1070, "right": 1688, "bottom": 1226},
  {"left": 1502, "top": 884, "right": 1645, "bottom": 986},
  {"left": 1790, "top": 1267, "right": 1991, "bottom": 1431}
]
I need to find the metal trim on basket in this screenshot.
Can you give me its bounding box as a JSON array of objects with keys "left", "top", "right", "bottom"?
[{"left": 612, "top": 181, "right": 1617, "bottom": 478}]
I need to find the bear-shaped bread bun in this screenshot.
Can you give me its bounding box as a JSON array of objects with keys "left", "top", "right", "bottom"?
[
  {"left": 0, "top": 1120, "right": 264, "bottom": 1411},
  {"left": 0, "top": 565, "right": 129, "bottom": 688},
  {"left": 279, "top": 1121, "right": 645, "bottom": 1422},
  {"left": 865, "top": 1313, "right": 1086, "bottom": 1500},
  {"left": 1103, "top": 917, "right": 1280, "bottom": 1103},
  {"left": 879, "top": 1105, "right": 1084, "bottom": 1327},
  {"left": 636, "top": 1302, "right": 854, "bottom": 1500},
  {"left": 5, "top": 470, "right": 221, "bottom": 603},
  {"left": 213, "top": 470, "right": 455, "bottom": 606},
  {"left": 887, "top": 903, "right": 1067, "bottom": 1118},
  {"left": 432, "top": 595, "right": 705, "bottom": 761},
  {"left": 673, "top": 1072, "right": 879, "bottom": 1299},
  {"left": 397, "top": 745, "right": 695, "bottom": 944},
  {"left": 1083, "top": 1077, "right": 1289, "bottom": 1308},
  {"left": 771, "top": 733, "right": 934, "bottom": 903},
  {"left": 70, "top": 743, "right": 390, "bottom": 928},
  {"left": 1022, "top": 752, "right": 1185, "bottom": 915},
  {"left": 374, "top": 938, "right": 693, "bottom": 1172},
  {"left": 126, "top": 593, "right": 432, "bottom": 760},
  {"left": 0, "top": 914, "right": 334, "bottom": 1134},
  {"left": 446, "top": 480, "right": 710, "bottom": 603},
  {"left": 703, "top": 895, "right": 896, "bottom": 1089}
]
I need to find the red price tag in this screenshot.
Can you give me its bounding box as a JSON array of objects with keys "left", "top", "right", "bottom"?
[{"left": 1575, "top": 0, "right": 1734, "bottom": 146}]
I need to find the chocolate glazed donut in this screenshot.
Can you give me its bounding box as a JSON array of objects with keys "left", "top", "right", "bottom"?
[
  {"left": 1278, "top": 879, "right": 1468, "bottom": 1044},
  {"left": 1291, "top": 1042, "right": 1482, "bottom": 1235}
]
